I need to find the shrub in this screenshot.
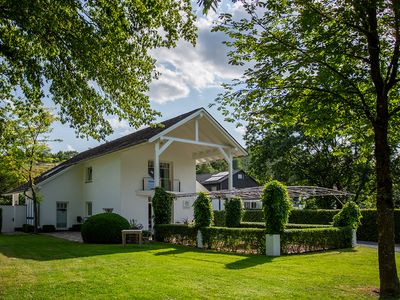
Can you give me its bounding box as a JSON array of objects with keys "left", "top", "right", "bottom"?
[
  {"left": 240, "top": 222, "right": 331, "bottom": 229},
  {"left": 201, "top": 227, "right": 265, "bottom": 254},
  {"left": 240, "top": 222, "right": 265, "bottom": 228},
  {"left": 289, "top": 209, "right": 338, "bottom": 224},
  {"left": 0, "top": 208, "right": 2, "bottom": 233},
  {"left": 225, "top": 197, "right": 243, "bottom": 227},
  {"left": 281, "top": 227, "right": 353, "bottom": 254},
  {"left": 42, "top": 225, "right": 56, "bottom": 232},
  {"left": 262, "top": 180, "right": 292, "bottom": 234},
  {"left": 22, "top": 224, "right": 34, "bottom": 233},
  {"left": 154, "top": 224, "right": 197, "bottom": 246},
  {"left": 213, "top": 210, "right": 226, "bottom": 227},
  {"left": 152, "top": 187, "right": 173, "bottom": 225},
  {"left": 333, "top": 201, "right": 362, "bottom": 229},
  {"left": 193, "top": 192, "right": 213, "bottom": 227},
  {"left": 81, "top": 213, "right": 130, "bottom": 244},
  {"left": 357, "top": 209, "right": 400, "bottom": 243}
]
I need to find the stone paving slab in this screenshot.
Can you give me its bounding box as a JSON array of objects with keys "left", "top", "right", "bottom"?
[{"left": 44, "top": 231, "right": 83, "bottom": 243}]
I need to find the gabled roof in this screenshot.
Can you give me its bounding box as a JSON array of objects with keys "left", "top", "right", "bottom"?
[
  {"left": 196, "top": 170, "right": 243, "bottom": 185},
  {"left": 7, "top": 108, "right": 204, "bottom": 194}
]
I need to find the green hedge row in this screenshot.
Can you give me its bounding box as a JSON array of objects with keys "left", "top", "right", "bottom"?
[
  {"left": 154, "top": 224, "right": 197, "bottom": 247},
  {"left": 216, "top": 209, "right": 400, "bottom": 243},
  {"left": 0, "top": 208, "right": 2, "bottom": 233},
  {"left": 240, "top": 222, "right": 332, "bottom": 229},
  {"left": 281, "top": 227, "right": 353, "bottom": 254},
  {"left": 202, "top": 227, "right": 265, "bottom": 254}
]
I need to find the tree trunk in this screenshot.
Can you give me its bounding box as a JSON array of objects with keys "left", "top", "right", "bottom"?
[
  {"left": 29, "top": 179, "right": 39, "bottom": 234},
  {"left": 374, "top": 118, "right": 400, "bottom": 296}
]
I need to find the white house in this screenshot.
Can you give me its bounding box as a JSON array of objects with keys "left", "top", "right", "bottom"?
[{"left": 4, "top": 108, "right": 246, "bottom": 231}]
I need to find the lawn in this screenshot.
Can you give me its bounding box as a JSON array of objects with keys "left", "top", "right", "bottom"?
[{"left": 0, "top": 234, "right": 398, "bottom": 299}]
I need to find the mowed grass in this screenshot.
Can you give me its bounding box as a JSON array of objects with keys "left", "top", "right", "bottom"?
[{"left": 0, "top": 235, "right": 398, "bottom": 299}]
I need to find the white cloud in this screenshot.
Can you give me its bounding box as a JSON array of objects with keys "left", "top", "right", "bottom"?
[
  {"left": 108, "top": 118, "right": 130, "bottom": 130},
  {"left": 234, "top": 126, "right": 246, "bottom": 136},
  {"left": 66, "top": 144, "right": 75, "bottom": 151},
  {"left": 149, "top": 4, "right": 247, "bottom": 104}
]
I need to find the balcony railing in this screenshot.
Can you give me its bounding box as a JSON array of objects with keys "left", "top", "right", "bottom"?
[{"left": 142, "top": 177, "right": 181, "bottom": 192}]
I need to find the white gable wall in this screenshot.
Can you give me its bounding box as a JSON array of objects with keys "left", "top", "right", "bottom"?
[
  {"left": 39, "top": 165, "right": 83, "bottom": 228},
  {"left": 82, "top": 152, "right": 121, "bottom": 216}
]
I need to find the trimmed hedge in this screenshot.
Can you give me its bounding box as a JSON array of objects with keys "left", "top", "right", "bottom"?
[
  {"left": 154, "top": 224, "right": 197, "bottom": 246},
  {"left": 202, "top": 227, "right": 265, "bottom": 254},
  {"left": 194, "top": 192, "right": 213, "bottom": 227},
  {"left": 242, "top": 210, "right": 264, "bottom": 222},
  {"left": 225, "top": 197, "right": 243, "bottom": 227},
  {"left": 81, "top": 213, "right": 130, "bottom": 244},
  {"left": 42, "top": 225, "right": 56, "bottom": 232},
  {"left": 22, "top": 224, "right": 34, "bottom": 233},
  {"left": 0, "top": 208, "right": 2, "bottom": 233},
  {"left": 152, "top": 187, "right": 173, "bottom": 225},
  {"left": 289, "top": 209, "right": 338, "bottom": 225},
  {"left": 240, "top": 222, "right": 332, "bottom": 229},
  {"left": 357, "top": 209, "right": 400, "bottom": 243},
  {"left": 281, "top": 227, "right": 353, "bottom": 254}
]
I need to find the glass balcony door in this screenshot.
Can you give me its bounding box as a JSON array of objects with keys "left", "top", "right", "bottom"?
[{"left": 148, "top": 161, "right": 172, "bottom": 190}]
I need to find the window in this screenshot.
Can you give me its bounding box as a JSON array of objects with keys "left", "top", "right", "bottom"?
[
  {"left": 86, "top": 202, "right": 93, "bottom": 217},
  {"left": 86, "top": 167, "right": 93, "bottom": 182},
  {"left": 210, "top": 186, "right": 217, "bottom": 191},
  {"left": 237, "top": 173, "right": 244, "bottom": 180},
  {"left": 148, "top": 161, "right": 172, "bottom": 190}
]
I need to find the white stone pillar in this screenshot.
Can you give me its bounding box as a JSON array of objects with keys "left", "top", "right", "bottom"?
[
  {"left": 154, "top": 141, "right": 160, "bottom": 188},
  {"left": 266, "top": 234, "right": 281, "bottom": 256}
]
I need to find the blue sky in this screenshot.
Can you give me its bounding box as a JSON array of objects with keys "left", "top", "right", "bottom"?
[{"left": 48, "top": 2, "right": 247, "bottom": 153}]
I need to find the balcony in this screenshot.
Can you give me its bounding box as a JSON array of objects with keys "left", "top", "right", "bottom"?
[{"left": 142, "top": 177, "right": 181, "bottom": 192}]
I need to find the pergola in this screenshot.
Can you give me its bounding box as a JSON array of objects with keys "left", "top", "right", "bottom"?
[{"left": 170, "top": 186, "right": 354, "bottom": 201}]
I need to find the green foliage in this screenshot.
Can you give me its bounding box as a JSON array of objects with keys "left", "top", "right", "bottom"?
[
  {"left": 289, "top": 209, "right": 339, "bottom": 225},
  {"left": 0, "top": 0, "right": 196, "bottom": 140},
  {"left": 333, "top": 201, "right": 362, "bottom": 229},
  {"left": 41, "top": 225, "right": 56, "bottom": 233},
  {"left": 69, "top": 224, "right": 82, "bottom": 232},
  {"left": 357, "top": 210, "right": 400, "bottom": 243},
  {"left": 201, "top": 227, "right": 265, "bottom": 254},
  {"left": 245, "top": 125, "right": 375, "bottom": 205},
  {"left": 225, "top": 197, "right": 243, "bottom": 227},
  {"left": 240, "top": 222, "right": 331, "bottom": 229},
  {"left": 213, "top": 210, "right": 226, "bottom": 227},
  {"left": 262, "top": 181, "right": 292, "bottom": 234},
  {"left": 81, "top": 213, "right": 130, "bottom": 244},
  {"left": 22, "top": 224, "right": 34, "bottom": 233},
  {"left": 193, "top": 192, "right": 213, "bottom": 228},
  {"left": 242, "top": 210, "right": 264, "bottom": 222},
  {"left": 281, "top": 227, "right": 353, "bottom": 254},
  {"left": 154, "top": 224, "right": 197, "bottom": 246},
  {"left": 0, "top": 208, "right": 2, "bottom": 232},
  {"left": 152, "top": 187, "right": 173, "bottom": 225}
]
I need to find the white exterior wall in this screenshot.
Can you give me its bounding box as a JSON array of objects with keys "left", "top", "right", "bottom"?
[
  {"left": 82, "top": 153, "right": 121, "bottom": 216},
  {"left": 39, "top": 165, "right": 83, "bottom": 228},
  {"left": 120, "top": 142, "right": 197, "bottom": 229}
]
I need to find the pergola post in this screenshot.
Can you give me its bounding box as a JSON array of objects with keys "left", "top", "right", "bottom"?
[
  {"left": 154, "top": 141, "right": 160, "bottom": 188},
  {"left": 12, "top": 193, "right": 19, "bottom": 206}
]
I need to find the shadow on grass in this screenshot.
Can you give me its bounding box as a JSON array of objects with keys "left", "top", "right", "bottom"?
[{"left": 0, "top": 234, "right": 165, "bottom": 261}]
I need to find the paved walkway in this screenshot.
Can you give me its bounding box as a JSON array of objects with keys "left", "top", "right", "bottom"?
[
  {"left": 358, "top": 241, "right": 400, "bottom": 252},
  {"left": 44, "top": 231, "right": 83, "bottom": 243}
]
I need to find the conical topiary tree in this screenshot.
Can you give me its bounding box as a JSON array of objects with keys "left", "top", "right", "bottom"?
[
  {"left": 262, "top": 180, "right": 292, "bottom": 234},
  {"left": 193, "top": 192, "right": 213, "bottom": 228},
  {"left": 225, "top": 196, "right": 244, "bottom": 228},
  {"left": 152, "top": 187, "right": 173, "bottom": 225}
]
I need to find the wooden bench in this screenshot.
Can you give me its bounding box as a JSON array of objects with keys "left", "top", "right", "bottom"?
[{"left": 122, "top": 229, "right": 143, "bottom": 246}]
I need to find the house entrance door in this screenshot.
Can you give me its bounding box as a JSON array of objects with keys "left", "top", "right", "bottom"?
[{"left": 56, "top": 202, "right": 68, "bottom": 229}]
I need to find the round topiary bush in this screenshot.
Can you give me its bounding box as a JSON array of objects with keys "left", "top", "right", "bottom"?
[
  {"left": 81, "top": 213, "right": 130, "bottom": 244},
  {"left": 193, "top": 192, "right": 213, "bottom": 227},
  {"left": 152, "top": 187, "right": 173, "bottom": 225},
  {"left": 262, "top": 180, "right": 292, "bottom": 234},
  {"left": 333, "top": 201, "right": 362, "bottom": 229},
  {"left": 225, "top": 196, "right": 244, "bottom": 228}
]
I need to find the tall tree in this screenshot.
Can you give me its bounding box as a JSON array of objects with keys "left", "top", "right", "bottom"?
[
  {"left": 213, "top": 0, "right": 400, "bottom": 295},
  {"left": 1, "top": 101, "right": 56, "bottom": 232},
  {"left": 0, "top": 0, "right": 196, "bottom": 139},
  {"left": 246, "top": 123, "right": 376, "bottom": 207}
]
